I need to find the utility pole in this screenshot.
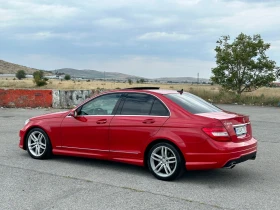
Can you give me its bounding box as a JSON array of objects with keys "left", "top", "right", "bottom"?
[{"left": 197, "top": 73, "right": 199, "bottom": 84}]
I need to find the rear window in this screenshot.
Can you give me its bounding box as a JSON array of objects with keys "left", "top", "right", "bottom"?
[{"left": 165, "top": 93, "right": 221, "bottom": 114}]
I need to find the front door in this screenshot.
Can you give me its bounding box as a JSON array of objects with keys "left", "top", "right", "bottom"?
[{"left": 61, "top": 93, "right": 122, "bottom": 158}]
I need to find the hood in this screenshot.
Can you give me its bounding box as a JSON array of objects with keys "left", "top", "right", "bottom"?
[{"left": 31, "top": 111, "right": 69, "bottom": 120}]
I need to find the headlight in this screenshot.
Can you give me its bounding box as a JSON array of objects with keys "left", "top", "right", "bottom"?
[{"left": 24, "top": 119, "right": 30, "bottom": 125}]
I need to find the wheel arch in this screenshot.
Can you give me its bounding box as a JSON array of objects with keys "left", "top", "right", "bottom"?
[{"left": 144, "top": 139, "right": 186, "bottom": 168}]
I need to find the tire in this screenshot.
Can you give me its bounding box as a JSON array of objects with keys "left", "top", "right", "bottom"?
[
  {"left": 26, "top": 128, "right": 52, "bottom": 159},
  {"left": 147, "top": 142, "right": 185, "bottom": 181}
]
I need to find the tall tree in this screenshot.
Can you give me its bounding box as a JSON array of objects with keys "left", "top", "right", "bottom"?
[{"left": 211, "top": 33, "right": 278, "bottom": 94}]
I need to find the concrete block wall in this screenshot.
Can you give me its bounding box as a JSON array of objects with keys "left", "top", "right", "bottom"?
[
  {"left": 52, "top": 90, "right": 93, "bottom": 108},
  {"left": 0, "top": 89, "right": 104, "bottom": 108}
]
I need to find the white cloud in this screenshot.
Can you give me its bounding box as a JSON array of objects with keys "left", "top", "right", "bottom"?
[
  {"left": 1, "top": 0, "right": 280, "bottom": 78},
  {"left": 93, "top": 18, "right": 131, "bottom": 29},
  {"left": 12, "top": 32, "right": 90, "bottom": 40},
  {"left": 151, "top": 17, "right": 178, "bottom": 26},
  {"left": 198, "top": 2, "right": 280, "bottom": 34},
  {"left": 137, "top": 32, "right": 191, "bottom": 41},
  {"left": 74, "top": 41, "right": 121, "bottom": 47},
  {"left": 171, "top": 0, "right": 201, "bottom": 6},
  {"left": 0, "top": 0, "right": 79, "bottom": 27}
]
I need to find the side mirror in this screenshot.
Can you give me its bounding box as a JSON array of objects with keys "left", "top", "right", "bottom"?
[{"left": 69, "top": 110, "right": 78, "bottom": 118}]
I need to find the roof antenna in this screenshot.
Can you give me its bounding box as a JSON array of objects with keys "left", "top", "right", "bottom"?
[{"left": 178, "top": 89, "right": 183, "bottom": 95}]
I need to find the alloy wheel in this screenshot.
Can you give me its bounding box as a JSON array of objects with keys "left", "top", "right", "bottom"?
[
  {"left": 150, "top": 146, "right": 177, "bottom": 178},
  {"left": 27, "top": 130, "right": 47, "bottom": 157}
]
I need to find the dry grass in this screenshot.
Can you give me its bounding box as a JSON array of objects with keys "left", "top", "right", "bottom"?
[
  {"left": 1, "top": 77, "right": 280, "bottom": 106},
  {"left": 0, "top": 77, "right": 218, "bottom": 90}
]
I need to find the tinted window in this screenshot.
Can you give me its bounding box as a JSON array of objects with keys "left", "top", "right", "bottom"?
[
  {"left": 150, "top": 99, "right": 169, "bottom": 116},
  {"left": 120, "top": 94, "right": 154, "bottom": 115},
  {"left": 79, "top": 93, "right": 122, "bottom": 115},
  {"left": 165, "top": 93, "right": 221, "bottom": 114}
]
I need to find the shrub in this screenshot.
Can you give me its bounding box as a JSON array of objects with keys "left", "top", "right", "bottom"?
[
  {"left": 16, "top": 70, "right": 26, "bottom": 80},
  {"left": 33, "top": 70, "right": 47, "bottom": 86},
  {"left": 35, "top": 80, "right": 47, "bottom": 86},
  {"left": 128, "top": 79, "right": 133, "bottom": 85},
  {"left": 64, "top": 74, "right": 71, "bottom": 80}
]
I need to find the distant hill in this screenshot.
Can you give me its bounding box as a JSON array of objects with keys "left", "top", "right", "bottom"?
[
  {"left": 0, "top": 59, "right": 210, "bottom": 83},
  {"left": 0, "top": 59, "right": 43, "bottom": 74},
  {"left": 53, "top": 68, "right": 144, "bottom": 80},
  {"left": 154, "top": 77, "right": 209, "bottom": 83}
]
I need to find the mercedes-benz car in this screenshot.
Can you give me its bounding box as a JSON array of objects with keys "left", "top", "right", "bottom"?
[{"left": 19, "top": 87, "right": 257, "bottom": 181}]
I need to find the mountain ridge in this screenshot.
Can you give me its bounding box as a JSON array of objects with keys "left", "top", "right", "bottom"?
[
  {"left": 0, "top": 59, "right": 43, "bottom": 74},
  {"left": 0, "top": 59, "right": 209, "bottom": 82}
]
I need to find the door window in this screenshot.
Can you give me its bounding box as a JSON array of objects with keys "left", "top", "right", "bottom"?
[
  {"left": 120, "top": 93, "right": 154, "bottom": 115},
  {"left": 150, "top": 99, "right": 169, "bottom": 116},
  {"left": 78, "top": 93, "right": 122, "bottom": 115},
  {"left": 119, "top": 93, "right": 169, "bottom": 116}
]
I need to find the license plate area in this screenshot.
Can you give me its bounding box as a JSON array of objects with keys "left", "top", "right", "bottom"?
[{"left": 234, "top": 125, "right": 247, "bottom": 136}]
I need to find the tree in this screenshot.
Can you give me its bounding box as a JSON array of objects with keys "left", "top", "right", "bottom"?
[
  {"left": 64, "top": 74, "right": 71, "bottom": 80},
  {"left": 16, "top": 70, "right": 26, "bottom": 80},
  {"left": 33, "top": 70, "right": 47, "bottom": 86},
  {"left": 139, "top": 78, "right": 145, "bottom": 83},
  {"left": 211, "top": 33, "right": 279, "bottom": 94},
  {"left": 128, "top": 79, "right": 133, "bottom": 85}
]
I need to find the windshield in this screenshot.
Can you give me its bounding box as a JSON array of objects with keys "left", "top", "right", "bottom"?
[{"left": 165, "top": 93, "right": 221, "bottom": 114}]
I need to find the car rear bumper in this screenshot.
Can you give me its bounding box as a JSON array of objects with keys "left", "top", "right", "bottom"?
[
  {"left": 223, "top": 151, "right": 256, "bottom": 168},
  {"left": 185, "top": 137, "right": 257, "bottom": 170}
]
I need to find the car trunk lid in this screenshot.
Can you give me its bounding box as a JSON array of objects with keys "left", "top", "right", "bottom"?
[{"left": 196, "top": 111, "right": 252, "bottom": 142}]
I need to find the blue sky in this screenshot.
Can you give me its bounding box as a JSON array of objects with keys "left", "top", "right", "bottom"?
[{"left": 0, "top": 0, "right": 280, "bottom": 79}]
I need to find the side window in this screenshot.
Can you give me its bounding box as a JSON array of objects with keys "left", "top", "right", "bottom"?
[
  {"left": 120, "top": 93, "right": 154, "bottom": 115},
  {"left": 150, "top": 99, "right": 169, "bottom": 116},
  {"left": 79, "top": 93, "right": 122, "bottom": 115}
]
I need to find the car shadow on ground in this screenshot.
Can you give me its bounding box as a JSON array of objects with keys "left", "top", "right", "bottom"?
[
  {"left": 49, "top": 154, "right": 258, "bottom": 185},
  {"left": 19, "top": 152, "right": 259, "bottom": 186},
  {"left": 51, "top": 154, "right": 150, "bottom": 176}
]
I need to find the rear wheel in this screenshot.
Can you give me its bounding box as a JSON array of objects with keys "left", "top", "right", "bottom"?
[
  {"left": 26, "top": 128, "right": 52, "bottom": 159},
  {"left": 147, "top": 142, "right": 184, "bottom": 181}
]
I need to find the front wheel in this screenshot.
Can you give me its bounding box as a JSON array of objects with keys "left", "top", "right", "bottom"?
[
  {"left": 147, "top": 142, "right": 185, "bottom": 181},
  {"left": 26, "top": 128, "right": 52, "bottom": 159}
]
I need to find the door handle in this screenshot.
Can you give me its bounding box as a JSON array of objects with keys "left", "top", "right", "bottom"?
[
  {"left": 96, "top": 119, "right": 107, "bottom": 124},
  {"left": 142, "top": 119, "right": 155, "bottom": 124}
]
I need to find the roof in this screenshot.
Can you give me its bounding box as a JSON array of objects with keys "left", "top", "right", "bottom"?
[
  {"left": 119, "top": 87, "right": 180, "bottom": 94},
  {"left": 146, "top": 89, "right": 179, "bottom": 94},
  {"left": 102, "top": 88, "right": 181, "bottom": 95}
]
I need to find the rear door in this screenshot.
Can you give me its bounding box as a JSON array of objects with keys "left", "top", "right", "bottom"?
[{"left": 109, "top": 93, "right": 170, "bottom": 162}]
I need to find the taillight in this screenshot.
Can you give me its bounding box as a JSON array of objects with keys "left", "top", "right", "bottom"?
[{"left": 202, "top": 126, "right": 231, "bottom": 142}]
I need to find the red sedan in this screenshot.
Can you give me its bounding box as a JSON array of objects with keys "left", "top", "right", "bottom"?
[{"left": 19, "top": 87, "right": 257, "bottom": 181}]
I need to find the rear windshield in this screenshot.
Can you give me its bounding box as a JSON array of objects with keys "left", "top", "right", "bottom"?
[{"left": 165, "top": 93, "right": 221, "bottom": 114}]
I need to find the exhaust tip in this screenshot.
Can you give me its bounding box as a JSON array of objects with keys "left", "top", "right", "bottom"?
[{"left": 224, "top": 162, "right": 236, "bottom": 169}]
